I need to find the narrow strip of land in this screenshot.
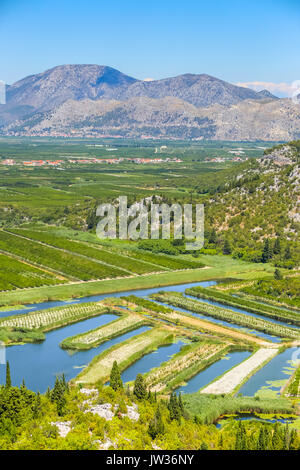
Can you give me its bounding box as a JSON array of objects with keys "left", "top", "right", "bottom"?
[
  {"left": 60, "top": 312, "right": 146, "bottom": 349},
  {"left": 200, "top": 347, "right": 278, "bottom": 394},
  {"left": 75, "top": 327, "right": 173, "bottom": 385},
  {"left": 160, "top": 310, "right": 273, "bottom": 346}
]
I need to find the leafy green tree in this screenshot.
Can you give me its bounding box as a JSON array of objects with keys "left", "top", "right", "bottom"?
[
  {"left": 33, "top": 392, "right": 42, "bottom": 419},
  {"left": 110, "top": 361, "right": 123, "bottom": 391},
  {"left": 284, "top": 423, "right": 290, "bottom": 450},
  {"left": 133, "top": 374, "right": 147, "bottom": 400},
  {"left": 200, "top": 442, "right": 209, "bottom": 450}
]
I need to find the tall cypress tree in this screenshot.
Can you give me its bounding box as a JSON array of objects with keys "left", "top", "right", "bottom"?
[
  {"left": 273, "top": 238, "right": 281, "bottom": 255},
  {"left": 148, "top": 406, "right": 165, "bottom": 439},
  {"left": 284, "top": 245, "right": 291, "bottom": 260},
  {"left": 110, "top": 361, "right": 123, "bottom": 391},
  {"left": 272, "top": 422, "right": 284, "bottom": 450},
  {"left": 51, "top": 376, "right": 67, "bottom": 416},
  {"left": 209, "top": 228, "right": 217, "bottom": 245},
  {"left": 235, "top": 421, "right": 247, "bottom": 450},
  {"left": 262, "top": 238, "right": 272, "bottom": 263},
  {"left": 5, "top": 361, "right": 11, "bottom": 388},
  {"left": 168, "top": 392, "right": 181, "bottom": 422},
  {"left": 223, "top": 239, "right": 232, "bottom": 255}
]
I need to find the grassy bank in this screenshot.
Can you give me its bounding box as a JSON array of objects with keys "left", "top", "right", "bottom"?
[
  {"left": 0, "top": 326, "right": 45, "bottom": 345},
  {"left": 183, "top": 394, "right": 294, "bottom": 424}
]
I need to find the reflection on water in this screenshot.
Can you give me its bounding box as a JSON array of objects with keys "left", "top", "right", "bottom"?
[
  {"left": 238, "top": 347, "right": 297, "bottom": 396},
  {"left": 176, "top": 351, "right": 251, "bottom": 394},
  {"left": 121, "top": 340, "right": 185, "bottom": 384}
]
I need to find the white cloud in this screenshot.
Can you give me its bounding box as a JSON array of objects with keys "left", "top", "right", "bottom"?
[
  {"left": 143, "top": 78, "right": 155, "bottom": 82},
  {"left": 236, "top": 81, "right": 300, "bottom": 98}
]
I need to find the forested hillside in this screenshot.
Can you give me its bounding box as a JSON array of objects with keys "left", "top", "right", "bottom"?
[{"left": 204, "top": 141, "right": 299, "bottom": 268}]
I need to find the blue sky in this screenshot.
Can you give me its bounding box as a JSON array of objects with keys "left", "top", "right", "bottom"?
[{"left": 0, "top": 0, "right": 299, "bottom": 95}]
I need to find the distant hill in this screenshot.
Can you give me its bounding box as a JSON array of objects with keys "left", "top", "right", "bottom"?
[{"left": 1, "top": 64, "right": 299, "bottom": 140}]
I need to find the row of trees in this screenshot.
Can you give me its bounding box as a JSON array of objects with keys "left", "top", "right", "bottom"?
[{"left": 234, "top": 420, "right": 298, "bottom": 451}]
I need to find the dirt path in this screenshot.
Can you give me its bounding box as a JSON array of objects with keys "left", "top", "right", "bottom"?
[{"left": 157, "top": 310, "right": 274, "bottom": 347}]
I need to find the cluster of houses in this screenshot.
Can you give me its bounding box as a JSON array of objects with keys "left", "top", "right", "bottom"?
[
  {"left": 67, "top": 157, "right": 182, "bottom": 164},
  {"left": 1, "top": 157, "right": 182, "bottom": 167}
]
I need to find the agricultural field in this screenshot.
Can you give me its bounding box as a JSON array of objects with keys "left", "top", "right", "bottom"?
[
  {"left": 0, "top": 302, "right": 108, "bottom": 333},
  {"left": 0, "top": 251, "right": 63, "bottom": 290},
  {"left": 186, "top": 285, "right": 300, "bottom": 324},
  {"left": 60, "top": 312, "right": 148, "bottom": 350},
  {"left": 7, "top": 229, "right": 166, "bottom": 275},
  {"left": 0, "top": 230, "right": 130, "bottom": 282},
  {"left": 0, "top": 138, "right": 299, "bottom": 451},
  {"left": 0, "top": 227, "right": 207, "bottom": 291},
  {"left": 151, "top": 291, "right": 300, "bottom": 340},
  {"left": 144, "top": 339, "right": 229, "bottom": 392},
  {"left": 75, "top": 327, "right": 174, "bottom": 385},
  {"left": 121, "top": 295, "right": 173, "bottom": 313},
  {"left": 240, "top": 278, "right": 300, "bottom": 309}
]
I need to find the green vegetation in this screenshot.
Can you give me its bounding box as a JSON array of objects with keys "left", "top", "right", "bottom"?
[
  {"left": 151, "top": 291, "right": 300, "bottom": 339},
  {"left": 1, "top": 361, "right": 299, "bottom": 450},
  {"left": 187, "top": 285, "right": 300, "bottom": 324},
  {"left": 0, "top": 302, "right": 109, "bottom": 343},
  {"left": 0, "top": 230, "right": 126, "bottom": 281},
  {"left": 110, "top": 361, "right": 123, "bottom": 392},
  {"left": 0, "top": 254, "right": 275, "bottom": 307},
  {"left": 241, "top": 277, "right": 300, "bottom": 309},
  {"left": 121, "top": 295, "right": 173, "bottom": 313},
  {"left": 133, "top": 374, "right": 147, "bottom": 400},
  {"left": 0, "top": 326, "right": 45, "bottom": 345},
  {"left": 60, "top": 313, "right": 148, "bottom": 350},
  {"left": 8, "top": 229, "right": 166, "bottom": 275},
  {"left": 0, "top": 251, "right": 63, "bottom": 291},
  {"left": 287, "top": 367, "right": 300, "bottom": 397},
  {"left": 0, "top": 138, "right": 299, "bottom": 450},
  {"left": 144, "top": 339, "right": 231, "bottom": 392},
  {"left": 183, "top": 394, "right": 294, "bottom": 425},
  {"left": 75, "top": 327, "right": 174, "bottom": 385}
]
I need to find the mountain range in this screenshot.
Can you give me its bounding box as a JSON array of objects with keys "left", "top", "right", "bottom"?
[{"left": 1, "top": 64, "right": 300, "bottom": 141}]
